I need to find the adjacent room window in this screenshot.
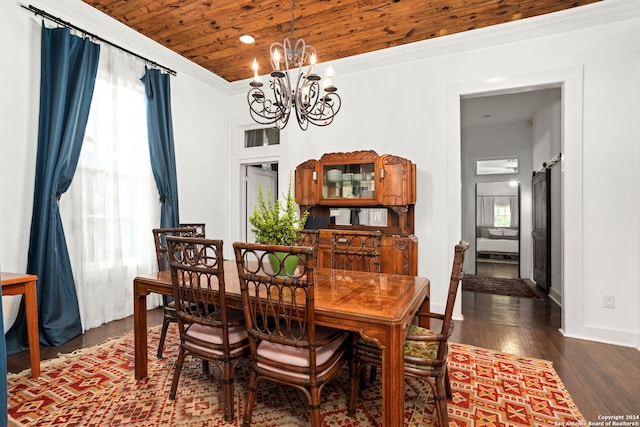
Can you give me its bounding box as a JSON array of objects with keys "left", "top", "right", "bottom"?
[{"left": 494, "top": 204, "right": 512, "bottom": 227}]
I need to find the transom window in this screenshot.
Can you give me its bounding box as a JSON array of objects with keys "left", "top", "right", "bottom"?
[{"left": 244, "top": 127, "right": 279, "bottom": 148}]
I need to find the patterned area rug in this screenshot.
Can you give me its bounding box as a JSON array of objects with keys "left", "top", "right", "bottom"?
[
  {"left": 463, "top": 275, "right": 543, "bottom": 299},
  {"left": 8, "top": 325, "right": 584, "bottom": 426}
]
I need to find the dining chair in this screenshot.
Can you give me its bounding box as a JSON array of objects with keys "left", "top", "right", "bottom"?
[
  {"left": 166, "top": 236, "right": 249, "bottom": 422},
  {"left": 348, "top": 240, "right": 469, "bottom": 427},
  {"left": 330, "top": 230, "right": 382, "bottom": 273},
  {"left": 152, "top": 226, "right": 199, "bottom": 359},
  {"left": 330, "top": 229, "right": 382, "bottom": 383},
  {"left": 297, "top": 229, "right": 319, "bottom": 257},
  {"left": 179, "top": 223, "right": 206, "bottom": 238},
  {"left": 232, "top": 242, "right": 353, "bottom": 427}
]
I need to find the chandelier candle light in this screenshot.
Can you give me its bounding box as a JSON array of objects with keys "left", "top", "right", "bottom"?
[{"left": 247, "top": 0, "right": 341, "bottom": 130}]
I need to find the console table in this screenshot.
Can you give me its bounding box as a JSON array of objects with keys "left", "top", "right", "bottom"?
[{"left": 1, "top": 272, "right": 40, "bottom": 377}]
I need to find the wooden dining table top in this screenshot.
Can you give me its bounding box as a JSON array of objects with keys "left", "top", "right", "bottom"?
[{"left": 134, "top": 259, "right": 430, "bottom": 326}]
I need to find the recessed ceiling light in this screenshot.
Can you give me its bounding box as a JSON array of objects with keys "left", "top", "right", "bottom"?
[{"left": 240, "top": 34, "right": 255, "bottom": 44}]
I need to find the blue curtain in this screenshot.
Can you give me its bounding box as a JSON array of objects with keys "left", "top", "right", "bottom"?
[
  {"left": 5, "top": 26, "right": 100, "bottom": 353},
  {"left": 141, "top": 68, "right": 180, "bottom": 228}
]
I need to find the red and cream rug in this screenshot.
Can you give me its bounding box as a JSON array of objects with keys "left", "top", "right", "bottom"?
[{"left": 7, "top": 325, "right": 585, "bottom": 426}]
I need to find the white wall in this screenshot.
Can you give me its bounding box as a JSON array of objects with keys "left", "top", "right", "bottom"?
[{"left": 1, "top": 0, "right": 639, "bottom": 348}]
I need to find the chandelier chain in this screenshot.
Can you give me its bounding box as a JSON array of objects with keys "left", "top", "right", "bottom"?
[{"left": 290, "top": 0, "right": 295, "bottom": 42}]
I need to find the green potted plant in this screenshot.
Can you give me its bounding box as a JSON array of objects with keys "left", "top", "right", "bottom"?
[{"left": 249, "top": 173, "right": 309, "bottom": 275}]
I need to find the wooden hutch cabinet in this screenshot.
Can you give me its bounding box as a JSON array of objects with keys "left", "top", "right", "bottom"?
[{"left": 295, "top": 150, "right": 418, "bottom": 275}]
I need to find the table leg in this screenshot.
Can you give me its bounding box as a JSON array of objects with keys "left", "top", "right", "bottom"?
[
  {"left": 134, "top": 281, "right": 149, "bottom": 379},
  {"left": 24, "top": 280, "right": 40, "bottom": 378},
  {"left": 381, "top": 324, "right": 405, "bottom": 426}
]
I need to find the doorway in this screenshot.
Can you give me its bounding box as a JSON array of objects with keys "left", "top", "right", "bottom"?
[
  {"left": 460, "top": 87, "right": 563, "bottom": 307},
  {"left": 450, "top": 66, "right": 586, "bottom": 334},
  {"left": 244, "top": 163, "right": 278, "bottom": 243}
]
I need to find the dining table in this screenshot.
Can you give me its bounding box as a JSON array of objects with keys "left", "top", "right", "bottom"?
[{"left": 133, "top": 259, "right": 430, "bottom": 427}]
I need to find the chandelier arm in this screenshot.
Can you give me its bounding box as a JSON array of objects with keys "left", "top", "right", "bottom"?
[
  {"left": 294, "top": 78, "right": 320, "bottom": 118},
  {"left": 247, "top": 88, "right": 282, "bottom": 125},
  {"left": 304, "top": 92, "right": 342, "bottom": 127}
]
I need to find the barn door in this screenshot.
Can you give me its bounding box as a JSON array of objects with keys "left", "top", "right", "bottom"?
[{"left": 532, "top": 168, "right": 551, "bottom": 292}]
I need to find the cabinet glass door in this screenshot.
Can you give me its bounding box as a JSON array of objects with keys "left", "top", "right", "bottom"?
[{"left": 323, "top": 163, "right": 375, "bottom": 199}]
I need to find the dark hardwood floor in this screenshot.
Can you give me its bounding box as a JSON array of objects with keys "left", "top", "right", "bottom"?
[
  {"left": 476, "top": 259, "right": 519, "bottom": 278},
  {"left": 7, "top": 293, "right": 640, "bottom": 423}
]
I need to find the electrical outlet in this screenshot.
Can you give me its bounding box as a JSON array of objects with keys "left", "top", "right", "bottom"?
[{"left": 603, "top": 295, "right": 615, "bottom": 309}]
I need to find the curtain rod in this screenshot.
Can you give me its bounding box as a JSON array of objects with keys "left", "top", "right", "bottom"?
[{"left": 21, "top": 4, "right": 177, "bottom": 76}]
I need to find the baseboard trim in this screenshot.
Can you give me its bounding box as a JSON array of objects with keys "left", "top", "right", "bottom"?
[{"left": 560, "top": 326, "right": 639, "bottom": 349}]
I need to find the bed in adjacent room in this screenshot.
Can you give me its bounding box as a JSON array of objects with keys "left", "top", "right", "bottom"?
[{"left": 476, "top": 226, "right": 519, "bottom": 262}]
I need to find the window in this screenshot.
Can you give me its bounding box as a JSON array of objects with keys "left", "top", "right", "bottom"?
[
  {"left": 476, "top": 158, "right": 518, "bottom": 175},
  {"left": 494, "top": 204, "right": 511, "bottom": 227},
  {"left": 78, "top": 77, "right": 155, "bottom": 267},
  {"left": 244, "top": 127, "right": 280, "bottom": 148},
  {"left": 62, "top": 46, "right": 160, "bottom": 331}
]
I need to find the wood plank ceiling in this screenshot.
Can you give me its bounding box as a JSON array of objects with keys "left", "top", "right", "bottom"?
[{"left": 81, "top": 0, "right": 601, "bottom": 82}]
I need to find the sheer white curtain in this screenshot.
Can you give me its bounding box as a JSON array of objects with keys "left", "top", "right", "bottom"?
[
  {"left": 476, "top": 196, "right": 495, "bottom": 227},
  {"left": 509, "top": 196, "right": 519, "bottom": 227},
  {"left": 61, "top": 44, "right": 161, "bottom": 331}
]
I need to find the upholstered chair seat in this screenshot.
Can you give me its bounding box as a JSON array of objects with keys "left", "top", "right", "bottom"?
[{"left": 257, "top": 326, "right": 349, "bottom": 379}]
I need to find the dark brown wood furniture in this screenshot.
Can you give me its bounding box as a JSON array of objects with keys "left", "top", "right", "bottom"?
[
  {"left": 232, "top": 242, "right": 351, "bottom": 426},
  {"left": 165, "top": 236, "right": 249, "bottom": 422},
  {"left": 179, "top": 223, "right": 206, "bottom": 238},
  {"left": 295, "top": 150, "right": 417, "bottom": 275},
  {"left": 297, "top": 229, "right": 319, "bottom": 254},
  {"left": 349, "top": 241, "right": 469, "bottom": 426},
  {"left": 331, "top": 230, "right": 382, "bottom": 273},
  {"left": 133, "top": 260, "right": 430, "bottom": 427},
  {"left": 1, "top": 272, "right": 40, "bottom": 378},
  {"left": 152, "top": 226, "right": 198, "bottom": 358}
]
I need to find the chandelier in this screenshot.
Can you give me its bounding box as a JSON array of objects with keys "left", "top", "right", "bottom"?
[{"left": 247, "top": 0, "right": 341, "bottom": 130}]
